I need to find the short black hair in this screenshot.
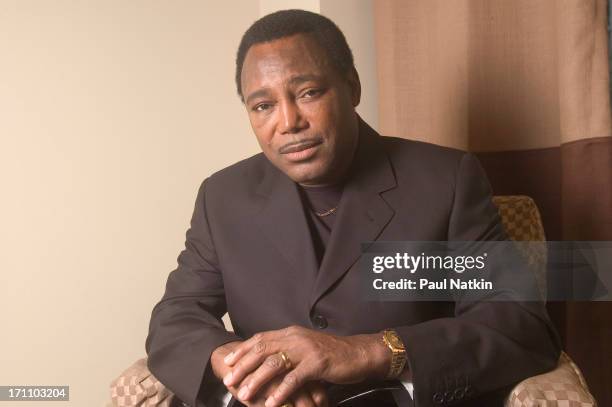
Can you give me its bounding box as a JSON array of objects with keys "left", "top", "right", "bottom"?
[{"left": 235, "top": 9, "right": 355, "bottom": 99}]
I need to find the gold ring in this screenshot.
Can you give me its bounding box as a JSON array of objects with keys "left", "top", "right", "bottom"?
[{"left": 279, "top": 351, "right": 292, "bottom": 370}]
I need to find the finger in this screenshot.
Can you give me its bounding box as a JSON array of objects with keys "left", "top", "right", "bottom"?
[
  {"left": 309, "top": 385, "right": 328, "bottom": 407},
  {"left": 225, "top": 327, "right": 292, "bottom": 366},
  {"left": 225, "top": 340, "right": 290, "bottom": 387},
  {"left": 293, "top": 390, "right": 316, "bottom": 407},
  {"left": 235, "top": 326, "right": 302, "bottom": 366},
  {"left": 224, "top": 332, "right": 266, "bottom": 366},
  {"left": 264, "top": 367, "right": 312, "bottom": 407},
  {"left": 235, "top": 353, "right": 287, "bottom": 401}
]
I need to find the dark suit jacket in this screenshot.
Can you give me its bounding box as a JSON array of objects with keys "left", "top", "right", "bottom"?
[{"left": 146, "top": 119, "right": 561, "bottom": 407}]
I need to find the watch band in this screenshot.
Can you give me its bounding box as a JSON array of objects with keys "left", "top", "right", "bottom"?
[{"left": 382, "top": 330, "right": 407, "bottom": 379}]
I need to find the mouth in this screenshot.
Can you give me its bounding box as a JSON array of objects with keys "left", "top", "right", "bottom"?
[{"left": 279, "top": 139, "right": 323, "bottom": 162}]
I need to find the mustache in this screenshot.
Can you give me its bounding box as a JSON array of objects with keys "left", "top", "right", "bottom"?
[{"left": 278, "top": 137, "right": 323, "bottom": 154}]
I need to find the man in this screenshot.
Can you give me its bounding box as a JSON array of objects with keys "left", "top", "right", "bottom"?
[{"left": 145, "top": 10, "right": 560, "bottom": 407}]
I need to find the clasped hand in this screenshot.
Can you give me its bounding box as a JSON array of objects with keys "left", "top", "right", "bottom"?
[{"left": 212, "top": 325, "right": 389, "bottom": 407}]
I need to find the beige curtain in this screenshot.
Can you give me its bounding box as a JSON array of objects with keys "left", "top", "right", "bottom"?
[{"left": 374, "top": 0, "right": 611, "bottom": 404}]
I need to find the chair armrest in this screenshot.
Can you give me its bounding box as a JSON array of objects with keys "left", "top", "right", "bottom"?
[
  {"left": 109, "top": 358, "right": 174, "bottom": 407},
  {"left": 111, "top": 351, "right": 597, "bottom": 407},
  {"left": 505, "top": 352, "right": 597, "bottom": 406}
]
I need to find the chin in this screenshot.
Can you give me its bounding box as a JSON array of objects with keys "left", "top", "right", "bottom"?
[
  {"left": 288, "top": 165, "right": 332, "bottom": 185},
  {"left": 286, "top": 171, "right": 319, "bottom": 185}
]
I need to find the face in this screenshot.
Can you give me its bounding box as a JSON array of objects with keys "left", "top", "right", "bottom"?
[{"left": 240, "top": 34, "right": 361, "bottom": 186}]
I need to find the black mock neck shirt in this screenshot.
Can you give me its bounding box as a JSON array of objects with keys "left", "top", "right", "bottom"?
[{"left": 297, "top": 183, "right": 344, "bottom": 267}]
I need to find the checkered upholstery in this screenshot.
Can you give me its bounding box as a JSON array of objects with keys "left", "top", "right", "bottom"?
[
  {"left": 109, "top": 196, "right": 596, "bottom": 407},
  {"left": 492, "top": 195, "right": 548, "bottom": 300},
  {"left": 494, "top": 196, "right": 597, "bottom": 407},
  {"left": 505, "top": 352, "right": 597, "bottom": 407},
  {"left": 493, "top": 195, "right": 546, "bottom": 241},
  {"left": 109, "top": 358, "right": 173, "bottom": 407}
]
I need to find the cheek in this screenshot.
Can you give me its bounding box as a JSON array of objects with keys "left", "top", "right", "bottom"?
[
  {"left": 249, "top": 115, "right": 275, "bottom": 148},
  {"left": 254, "top": 133, "right": 274, "bottom": 153},
  {"left": 306, "top": 99, "right": 335, "bottom": 121},
  {"left": 311, "top": 95, "right": 343, "bottom": 128},
  {"left": 310, "top": 105, "right": 340, "bottom": 147}
]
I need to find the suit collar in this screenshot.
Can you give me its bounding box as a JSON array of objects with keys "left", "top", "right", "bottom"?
[{"left": 309, "top": 118, "right": 397, "bottom": 307}]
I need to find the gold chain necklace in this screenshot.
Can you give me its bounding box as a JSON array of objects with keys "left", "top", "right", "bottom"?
[{"left": 314, "top": 206, "right": 338, "bottom": 217}]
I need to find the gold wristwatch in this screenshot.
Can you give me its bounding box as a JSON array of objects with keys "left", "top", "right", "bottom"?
[{"left": 382, "top": 329, "right": 407, "bottom": 379}]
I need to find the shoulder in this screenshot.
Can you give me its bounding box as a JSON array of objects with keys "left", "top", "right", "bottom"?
[
  {"left": 376, "top": 135, "right": 469, "bottom": 182},
  {"left": 196, "top": 152, "right": 270, "bottom": 202},
  {"left": 209, "top": 152, "right": 268, "bottom": 184},
  {"left": 379, "top": 135, "right": 465, "bottom": 163}
]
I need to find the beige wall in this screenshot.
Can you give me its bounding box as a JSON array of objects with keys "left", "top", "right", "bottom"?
[
  {"left": 260, "top": 0, "right": 320, "bottom": 15},
  {"left": 0, "top": 2, "right": 377, "bottom": 406},
  {"left": 0, "top": 2, "right": 259, "bottom": 406},
  {"left": 321, "top": 0, "right": 378, "bottom": 129}
]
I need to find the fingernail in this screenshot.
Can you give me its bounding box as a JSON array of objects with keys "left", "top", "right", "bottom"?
[
  {"left": 238, "top": 387, "right": 248, "bottom": 400},
  {"left": 224, "top": 352, "right": 234, "bottom": 364},
  {"left": 265, "top": 396, "right": 274, "bottom": 407},
  {"left": 223, "top": 372, "right": 233, "bottom": 385}
]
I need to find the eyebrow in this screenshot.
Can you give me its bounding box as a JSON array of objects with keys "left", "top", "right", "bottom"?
[
  {"left": 287, "top": 74, "right": 321, "bottom": 86},
  {"left": 245, "top": 89, "right": 270, "bottom": 105},
  {"left": 244, "top": 74, "right": 322, "bottom": 105}
]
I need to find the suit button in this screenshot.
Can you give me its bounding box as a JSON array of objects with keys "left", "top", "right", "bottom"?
[
  {"left": 432, "top": 392, "right": 444, "bottom": 404},
  {"left": 453, "top": 387, "right": 465, "bottom": 400},
  {"left": 443, "top": 390, "right": 454, "bottom": 403},
  {"left": 312, "top": 315, "right": 328, "bottom": 329}
]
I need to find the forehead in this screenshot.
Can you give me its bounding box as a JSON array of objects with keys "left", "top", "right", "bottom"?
[{"left": 240, "top": 34, "right": 335, "bottom": 94}]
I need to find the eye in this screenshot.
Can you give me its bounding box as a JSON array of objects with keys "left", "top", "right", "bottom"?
[
  {"left": 301, "top": 88, "right": 321, "bottom": 98},
  {"left": 253, "top": 103, "right": 273, "bottom": 112}
]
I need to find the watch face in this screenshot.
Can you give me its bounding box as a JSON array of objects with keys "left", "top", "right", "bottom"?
[{"left": 387, "top": 331, "right": 405, "bottom": 350}]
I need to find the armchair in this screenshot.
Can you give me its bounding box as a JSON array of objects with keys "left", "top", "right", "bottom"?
[{"left": 109, "top": 196, "right": 597, "bottom": 407}]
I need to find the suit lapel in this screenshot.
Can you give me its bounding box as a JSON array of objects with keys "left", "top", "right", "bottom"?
[
  {"left": 253, "top": 162, "right": 319, "bottom": 285},
  {"left": 309, "top": 121, "right": 397, "bottom": 308}
]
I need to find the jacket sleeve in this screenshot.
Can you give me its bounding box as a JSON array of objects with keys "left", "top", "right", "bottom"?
[
  {"left": 145, "top": 178, "right": 242, "bottom": 407},
  {"left": 394, "top": 153, "right": 562, "bottom": 407}
]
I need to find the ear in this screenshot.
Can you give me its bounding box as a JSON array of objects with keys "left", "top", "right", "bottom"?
[{"left": 347, "top": 67, "right": 361, "bottom": 107}]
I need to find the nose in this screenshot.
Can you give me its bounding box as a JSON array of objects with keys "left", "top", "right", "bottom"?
[{"left": 277, "top": 99, "right": 306, "bottom": 134}]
